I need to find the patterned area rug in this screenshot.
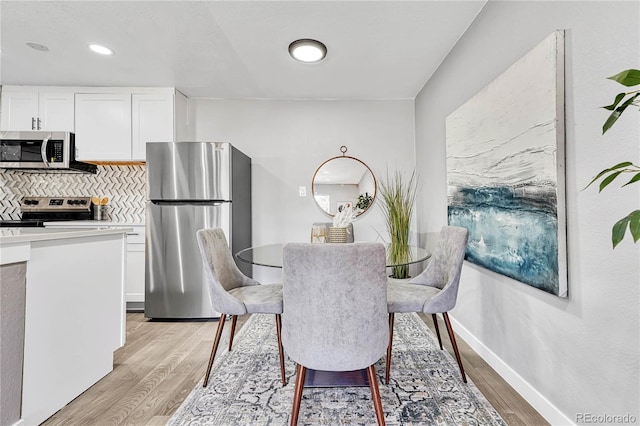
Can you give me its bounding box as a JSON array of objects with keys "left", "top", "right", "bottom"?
[{"left": 168, "top": 313, "right": 506, "bottom": 425}]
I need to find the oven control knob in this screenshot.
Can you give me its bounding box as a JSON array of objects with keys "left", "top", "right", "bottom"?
[{"left": 79, "top": 200, "right": 87, "bottom": 205}]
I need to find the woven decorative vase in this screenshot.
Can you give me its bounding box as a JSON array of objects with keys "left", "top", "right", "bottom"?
[{"left": 328, "top": 227, "right": 348, "bottom": 243}]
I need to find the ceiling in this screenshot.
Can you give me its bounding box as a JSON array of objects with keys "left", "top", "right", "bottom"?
[{"left": 0, "top": 1, "right": 486, "bottom": 100}]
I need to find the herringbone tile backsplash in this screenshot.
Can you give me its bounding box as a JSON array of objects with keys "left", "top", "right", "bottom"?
[{"left": 0, "top": 165, "right": 146, "bottom": 223}]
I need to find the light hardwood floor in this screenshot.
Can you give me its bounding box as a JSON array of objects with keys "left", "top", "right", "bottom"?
[{"left": 43, "top": 312, "right": 548, "bottom": 425}]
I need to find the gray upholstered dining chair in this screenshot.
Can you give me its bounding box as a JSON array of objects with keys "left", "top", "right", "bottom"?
[
  {"left": 196, "top": 228, "right": 286, "bottom": 388},
  {"left": 385, "top": 225, "right": 469, "bottom": 384},
  {"left": 282, "top": 243, "right": 388, "bottom": 426},
  {"left": 310, "top": 222, "right": 355, "bottom": 243}
]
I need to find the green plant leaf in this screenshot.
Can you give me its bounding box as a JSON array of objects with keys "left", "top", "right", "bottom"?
[
  {"left": 610, "top": 161, "right": 634, "bottom": 169},
  {"left": 603, "top": 93, "right": 640, "bottom": 134},
  {"left": 602, "top": 109, "right": 622, "bottom": 134},
  {"left": 607, "top": 69, "right": 640, "bottom": 87},
  {"left": 599, "top": 171, "right": 623, "bottom": 192},
  {"left": 612, "top": 210, "right": 640, "bottom": 248},
  {"left": 585, "top": 162, "right": 633, "bottom": 188},
  {"left": 603, "top": 93, "right": 626, "bottom": 110},
  {"left": 612, "top": 216, "right": 630, "bottom": 248},
  {"left": 622, "top": 172, "right": 640, "bottom": 187},
  {"left": 620, "top": 92, "right": 640, "bottom": 107},
  {"left": 630, "top": 210, "right": 640, "bottom": 243}
]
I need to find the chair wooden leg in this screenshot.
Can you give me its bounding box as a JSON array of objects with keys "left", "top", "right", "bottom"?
[
  {"left": 432, "top": 313, "right": 444, "bottom": 350},
  {"left": 442, "top": 312, "right": 467, "bottom": 383},
  {"left": 203, "top": 313, "right": 227, "bottom": 388},
  {"left": 290, "top": 364, "right": 306, "bottom": 426},
  {"left": 228, "top": 315, "right": 238, "bottom": 351},
  {"left": 367, "top": 365, "right": 386, "bottom": 426},
  {"left": 385, "top": 313, "right": 395, "bottom": 384},
  {"left": 275, "top": 314, "right": 286, "bottom": 386}
]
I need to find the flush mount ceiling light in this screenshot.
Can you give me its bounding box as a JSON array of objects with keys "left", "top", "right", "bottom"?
[
  {"left": 89, "top": 43, "right": 114, "bottom": 55},
  {"left": 288, "top": 39, "right": 327, "bottom": 63},
  {"left": 26, "top": 42, "right": 49, "bottom": 52}
]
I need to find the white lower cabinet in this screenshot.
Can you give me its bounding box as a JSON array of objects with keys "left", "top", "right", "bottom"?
[{"left": 125, "top": 226, "right": 146, "bottom": 310}]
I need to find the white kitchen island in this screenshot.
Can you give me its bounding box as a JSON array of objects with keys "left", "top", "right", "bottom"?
[{"left": 0, "top": 227, "right": 130, "bottom": 426}]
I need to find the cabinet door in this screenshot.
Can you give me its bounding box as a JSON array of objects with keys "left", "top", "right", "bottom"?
[
  {"left": 125, "top": 226, "right": 146, "bottom": 304},
  {"left": 126, "top": 245, "right": 145, "bottom": 303},
  {"left": 38, "top": 92, "right": 75, "bottom": 131},
  {"left": 131, "top": 93, "right": 174, "bottom": 161},
  {"left": 75, "top": 93, "right": 132, "bottom": 160},
  {"left": 0, "top": 91, "right": 39, "bottom": 131}
]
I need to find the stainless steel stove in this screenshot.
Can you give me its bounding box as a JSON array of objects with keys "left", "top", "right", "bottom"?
[{"left": 0, "top": 196, "right": 93, "bottom": 227}]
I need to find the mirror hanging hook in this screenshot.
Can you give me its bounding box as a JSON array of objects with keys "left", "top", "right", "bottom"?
[{"left": 340, "top": 145, "right": 348, "bottom": 156}]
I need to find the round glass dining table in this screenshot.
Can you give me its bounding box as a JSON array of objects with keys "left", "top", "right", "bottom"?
[
  {"left": 235, "top": 243, "right": 431, "bottom": 268},
  {"left": 235, "top": 242, "right": 430, "bottom": 387}
]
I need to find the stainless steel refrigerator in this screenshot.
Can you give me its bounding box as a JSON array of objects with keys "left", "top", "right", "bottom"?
[{"left": 145, "top": 142, "right": 252, "bottom": 319}]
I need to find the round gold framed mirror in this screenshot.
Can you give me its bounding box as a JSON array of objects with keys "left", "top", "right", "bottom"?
[{"left": 311, "top": 146, "right": 376, "bottom": 217}]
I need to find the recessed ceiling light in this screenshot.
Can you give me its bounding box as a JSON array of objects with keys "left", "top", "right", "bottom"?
[
  {"left": 288, "top": 39, "right": 327, "bottom": 63},
  {"left": 26, "top": 42, "right": 49, "bottom": 52},
  {"left": 89, "top": 44, "right": 114, "bottom": 55}
]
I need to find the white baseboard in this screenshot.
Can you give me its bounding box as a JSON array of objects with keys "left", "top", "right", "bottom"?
[
  {"left": 11, "top": 419, "right": 24, "bottom": 426},
  {"left": 449, "top": 315, "right": 575, "bottom": 426}
]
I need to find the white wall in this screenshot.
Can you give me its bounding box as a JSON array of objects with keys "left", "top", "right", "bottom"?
[
  {"left": 191, "top": 99, "right": 416, "bottom": 282},
  {"left": 415, "top": 1, "right": 639, "bottom": 424}
]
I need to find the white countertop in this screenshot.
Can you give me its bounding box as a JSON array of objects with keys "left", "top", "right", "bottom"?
[
  {"left": 44, "top": 220, "right": 144, "bottom": 227},
  {"left": 0, "top": 227, "right": 133, "bottom": 245}
]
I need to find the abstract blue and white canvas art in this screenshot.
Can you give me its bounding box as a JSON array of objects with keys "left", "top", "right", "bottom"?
[{"left": 446, "top": 31, "right": 567, "bottom": 297}]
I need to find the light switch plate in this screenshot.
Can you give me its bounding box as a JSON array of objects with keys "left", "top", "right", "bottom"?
[{"left": 299, "top": 186, "right": 307, "bottom": 197}]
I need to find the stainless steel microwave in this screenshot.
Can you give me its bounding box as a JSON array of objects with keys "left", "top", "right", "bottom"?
[{"left": 0, "top": 131, "right": 96, "bottom": 173}]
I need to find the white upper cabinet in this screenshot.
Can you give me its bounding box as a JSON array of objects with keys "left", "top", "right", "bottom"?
[
  {"left": 2, "top": 86, "right": 186, "bottom": 161},
  {"left": 132, "top": 93, "right": 174, "bottom": 161},
  {"left": 75, "top": 93, "right": 132, "bottom": 161},
  {"left": 0, "top": 89, "right": 74, "bottom": 131},
  {"left": 0, "top": 91, "right": 38, "bottom": 130}
]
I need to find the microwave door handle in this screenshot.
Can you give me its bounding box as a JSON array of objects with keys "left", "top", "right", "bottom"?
[{"left": 40, "top": 136, "right": 51, "bottom": 167}]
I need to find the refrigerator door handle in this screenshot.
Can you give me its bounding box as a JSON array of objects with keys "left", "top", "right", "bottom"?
[{"left": 150, "top": 200, "right": 229, "bottom": 206}]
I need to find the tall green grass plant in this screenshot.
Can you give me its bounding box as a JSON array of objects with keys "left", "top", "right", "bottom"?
[{"left": 379, "top": 170, "right": 418, "bottom": 278}]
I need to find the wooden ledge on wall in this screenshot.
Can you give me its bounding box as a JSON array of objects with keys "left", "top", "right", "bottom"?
[{"left": 86, "top": 161, "right": 146, "bottom": 166}]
